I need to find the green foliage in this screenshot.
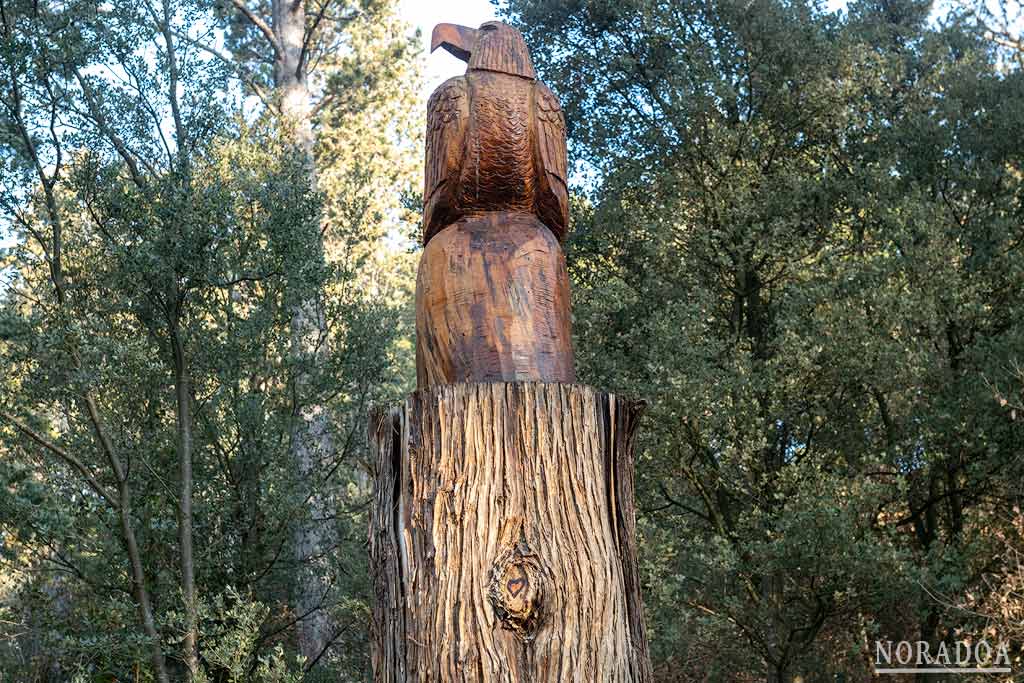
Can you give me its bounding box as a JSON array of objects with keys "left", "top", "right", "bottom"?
[
  {"left": 189, "top": 588, "right": 304, "bottom": 683},
  {"left": 0, "top": 0, "right": 419, "bottom": 680},
  {"left": 3, "top": 0, "right": 1023, "bottom": 680},
  {"left": 504, "top": 0, "right": 1024, "bottom": 679}
]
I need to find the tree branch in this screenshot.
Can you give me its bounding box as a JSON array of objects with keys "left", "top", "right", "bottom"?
[
  {"left": 158, "top": 0, "right": 187, "bottom": 160},
  {"left": 169, "top": 29, "right": 277, "bottom": 113},
  {"left": 231, "top": 0, "right": 283, "bottom": 56},
  {"left": 0, "top": 410, "right": 120, "bottom": 509},
  {"left": 72, "top": 69, "right": 148, "bottom": 188}
]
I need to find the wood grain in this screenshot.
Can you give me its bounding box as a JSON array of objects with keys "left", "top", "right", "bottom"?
[
  {"left": 369, "top": 383, "right": 652, "bottom": 683},
  {"left": 422, "top": 59, "right": 568, "bottom": 245},
  {"left": 418, "top": 22, "right": 573, "bottom": 388},
  {"left": 415, "top": 212, "right": 575, "bottom": 388},
  {"left": 374, "top": 22, "right": 650, "bottom": 683}
]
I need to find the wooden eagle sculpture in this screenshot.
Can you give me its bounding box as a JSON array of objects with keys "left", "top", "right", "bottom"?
[{"left": 415, "top": 20, "right": 577, "bottom": 388}]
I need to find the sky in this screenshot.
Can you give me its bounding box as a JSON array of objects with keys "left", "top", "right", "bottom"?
[
  {"left": 399, "top": 0, "right": 500, "bottom": 94},
  {"left": 399, "top": 0, "right": 854, "bottom": 97},
  {"left": 0, "top": 2, "right": 499, "bottom": 250}
]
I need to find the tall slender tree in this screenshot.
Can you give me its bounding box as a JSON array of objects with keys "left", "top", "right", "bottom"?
[
  {"left": 0, "top": 0, "right": 419, "bottom": 679},
  {"left": 211, "top": 0, "right": 420, "bottom": 663}
]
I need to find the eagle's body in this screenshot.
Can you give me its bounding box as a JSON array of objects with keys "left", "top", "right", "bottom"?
[
  {"left": 415, "top": 22, "right": 576, "bottom": 389},
  {"left": 423, "top": 70, "right": 568, "bottom": 244}
]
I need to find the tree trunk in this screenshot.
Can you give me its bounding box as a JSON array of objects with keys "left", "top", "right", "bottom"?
[
  {"left": 119, "top": 475, "right": 172, "bottom": 683},
  {"left": 369, "top": 382, "right": 651, "bottom": 682},
  {"left": 172, "top": 328, "right": 199, "bottom": 680},
  {"left": 272, "top": 0, "right": 338, "bottom": 664}
]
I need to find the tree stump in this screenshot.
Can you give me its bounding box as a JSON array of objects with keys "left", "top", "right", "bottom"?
[{"left": 368, "top": 382, "right": 651, "bottom": 682}]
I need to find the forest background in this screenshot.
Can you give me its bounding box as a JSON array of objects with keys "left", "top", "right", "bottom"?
[{"left": 1, "top": 0, "right": 1023, "bottom": 681}]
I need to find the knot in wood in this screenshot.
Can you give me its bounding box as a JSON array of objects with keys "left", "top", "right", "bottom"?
[{"left": 488, "top": 532, "right": 544, "bottom": 640}]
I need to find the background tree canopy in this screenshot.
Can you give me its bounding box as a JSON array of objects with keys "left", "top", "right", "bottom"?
[
  {"left": 501, "top": 0, "right": 1024, "bottom": 680},
  {"left": 1, "top": 0, "right": 1022, "bottom": 681}
]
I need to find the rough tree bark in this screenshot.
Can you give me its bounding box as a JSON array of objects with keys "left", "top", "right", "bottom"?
[
  {"left": 274, "top": 7, "right": 339, "bottom": 664},
  {"left": 229, "top": 0, "right": 339, "bottom": 662},
  {"left": 369, "top": 382, "right": 651, "bottom": 682},
  {"left": 171, "top": 325, "right": 199, "bottom": 679}
]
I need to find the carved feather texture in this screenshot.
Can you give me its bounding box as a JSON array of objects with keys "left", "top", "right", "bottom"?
[
  {"left": 423, "top": 76, "right": 468, "bottom": 242},
  {"left": 421, "top": 72, "right": 570, "bottom": 244},
  {"left": 468, "top": 27, "right": 536, "bottom": 79},
  {"left": 533, "top": 82, "right": 569, "bottom": 240},
  {"left": 457, "top": 73, "right": 534, "bottom": 215}
]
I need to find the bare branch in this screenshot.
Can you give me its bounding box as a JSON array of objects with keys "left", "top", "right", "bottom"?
[
  {"left": 158, "top": 0, "right": 187, "bottom": 160},
  {"left": 301, "top": 0, "right": 335, "bottom": 69},
  {"left": 72, "top": 69, "right": 148, "bottom": 188},
  {"left": 231, "top": 0, "right": 283, "bottom": 56},
  {"left": 170, "top": 29, "right": 278, "bottom": 113},
  {"left": 4, "top": 58, "right": 68, "bottom": 304},
  {"left": 82, "top": 394, "right": 128, "bottom": 484},
  {"left": 986, "top": 31, "right": 1024, "bottom": 51},
  {"left": 116, "top": 57, "right": 174, "bottom": 167},
  {"left": 0, "top": 410, "right": 120, "bottom": 509}
]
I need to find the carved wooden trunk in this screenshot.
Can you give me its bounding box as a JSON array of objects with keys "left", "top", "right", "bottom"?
[
  {"left": 369, "top": 383, "right": 651, "bottom": 683},
  {"left": 415, "top": 212, "right": 576, "bottom": 388}
]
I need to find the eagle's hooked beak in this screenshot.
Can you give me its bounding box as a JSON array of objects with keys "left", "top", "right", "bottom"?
[{"left": 431, "top": 23, "right": 478, "bottom": 63}]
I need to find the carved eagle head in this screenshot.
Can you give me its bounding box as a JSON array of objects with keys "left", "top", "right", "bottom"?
[{"left": 431, "top": 21, "right": 536, "bottom": 80}]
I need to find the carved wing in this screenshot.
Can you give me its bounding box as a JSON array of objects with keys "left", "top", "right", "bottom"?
[
  {"left": 423, "top": 76, "right": 469, "bottom": 244},
  {"left": 533, "top": 81, "right": 569, "bottom": 241}
]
